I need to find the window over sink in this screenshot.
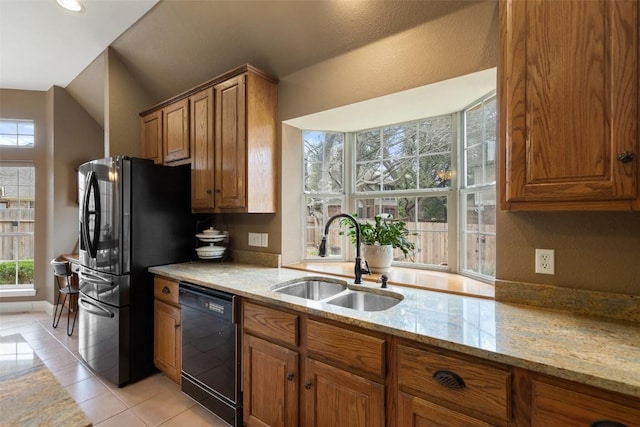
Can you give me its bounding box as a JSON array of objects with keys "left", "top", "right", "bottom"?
[{"left": 301, "top": 92, "right": 496, "bottom": 282}]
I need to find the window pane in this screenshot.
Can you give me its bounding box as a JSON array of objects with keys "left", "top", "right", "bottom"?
[
  {"left": 355, "top": 162, "right": 382, "bottom": 192},
  {"left": 383, "top": 124, "right": 417, "bottom": 157},
  {"left": 356, "top": 130, "right": 380, "bottom": 161},
  {"left": 415, "top": 196, "right": 448, "bottom": 266},
  {"left": 304, "top": 131, "right": 344, "bottom": 193},
  {"left": 0, "top": 165, "right": 35, "bottom": 286},
  {"left": 419, "top": 115, "right": 453, "bottom": 154},
  {"left": 382, "top": 158, "right": 417, "bottom": 191},
  {"left": 305, "top": 197, "right": 344, "bottom": 258},
  {"left": 461, "top": 189, "right": 495, "bottom": 279},
  {"left": 420, "top": 154, "right": 452, "bottom": 189},
  {"left": 0, "top": 119, "right": 35, "bottom": 147}
]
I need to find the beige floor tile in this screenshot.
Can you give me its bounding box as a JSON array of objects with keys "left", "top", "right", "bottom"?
[
  {"left": 52, "top": 360, "right": 93, "bottom": 386},
  {"left": 108, "top": 374, "right": 168, "bottom": 407},
  {"left": 160, "top": 403, "right": 231, "bottom": 427},
  {"left": 42, "top": 352, "right": 81, "bottom": 373},
  {"left": 94, "top": 410, "right": 147, "bottom": 427},
  {"left": 129, "top": 387, "right": 196, "bottom": 426},
  {"left": 79, "top": 391, "right": 128, "bottom": 424},
  {"left": 65, "top": 375, "right": 110, "bottom": 403}
]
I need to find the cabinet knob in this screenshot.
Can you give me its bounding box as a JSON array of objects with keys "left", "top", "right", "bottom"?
[
  {"left": 174, "top": 323, "right": 181, "bottom": 329},
  {"left": 432, "top": 369, "right": 466, "bottom": 389},
  {"left": 162, "top": 286, "right": 170, "bottom": 294},
  {"left": 206, "top": 189, "right": 212, "bottom": 194},
  {"left": 304, "top": 380, "right": 312, "bottom": 390},
  {"left": 286, "top": 372, "right": 294, "bottom": 381},
  {"left": 590, "top": 422, "right": 628, "bottom": 427},
  {"left": 215, "top": 189, "right": 221, "bottom": 193},
  {"left": 617, "top": 152, "right": 635, "bottom": 163}
]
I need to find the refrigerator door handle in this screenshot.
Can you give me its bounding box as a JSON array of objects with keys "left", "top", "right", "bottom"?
[
  {"left": 79, "top": 298, "right": 115, "bottom": 318},
  {"left": 82, "top": 171, "right": 101, "bottom": 258},
  {"left": 79, "top": 270, "right": 113, "bottom": 285}
]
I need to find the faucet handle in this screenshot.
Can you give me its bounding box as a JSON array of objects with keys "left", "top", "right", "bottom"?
[
  {"left": 379, "top": 274, "right": 388, "bottom": 288},
  {"left": 360, "top": 259, "right": 370, "bottom": 275}
]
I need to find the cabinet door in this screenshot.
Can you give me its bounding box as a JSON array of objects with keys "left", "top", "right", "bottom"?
[
  {"left": 243, "top": 334, "right": 298, "bottom": 427},
  {"left": 141, "top": 110, "right": 162, "bottom": 164},
  {"left": 303, "top": 358, "right": 384, "bottom": 427},
  {"left": 398, "top": 392, "right": 493, "bottom": 427},
  {"left": 214, "top": 74, "right": 246, "bottom": 210},
  {"left": 500, "top": 0, "right": 638, "bottom": 210},
  {"left": 163, "top": 98, "right": 190, "bottom": 163},
  {"left": 154, "top": 299, "right": 181, "bottom": 383},
  {"left": 190, "top": 88, "right": 215, "bottom": 210}
]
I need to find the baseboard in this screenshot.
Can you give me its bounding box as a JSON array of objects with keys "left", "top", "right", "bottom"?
[{"left": 0, "top": 300, "right": 54, "bottom": 315}]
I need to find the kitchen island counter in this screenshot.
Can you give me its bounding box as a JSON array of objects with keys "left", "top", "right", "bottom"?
[{"left": 149, "top": 261, "right": 640, "bottom": 398}]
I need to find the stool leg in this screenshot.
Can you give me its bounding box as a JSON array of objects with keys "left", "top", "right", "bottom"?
[
  {"left": 52, "top": 290, "right": 66, "bottom": 329},
  {"left": 67, "top": 296, "right": 78, "bottom": 336}
]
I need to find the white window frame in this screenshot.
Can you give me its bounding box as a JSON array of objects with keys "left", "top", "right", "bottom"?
[
  {"left": 0, "top": 118, "right": 36, "bottom": 297},
  {"left": 301, "top": 92, "right": 496, "bottom": 282}
]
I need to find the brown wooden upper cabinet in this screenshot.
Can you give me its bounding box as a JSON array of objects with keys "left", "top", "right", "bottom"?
[
  {"left": 499, "top": 0, "right": 639, "bottom": 211},
  {"left": 163, "top": 98, "right": 190, "bottom": 164},
  {"left": 140, "top": 65, "right": 277, "bottom": 213},
  {"left": 140, "top": 110, "right": 163, "bottom": 165},
  {"left": 190, "top": 69, "right": 277, "bottom": 213}
]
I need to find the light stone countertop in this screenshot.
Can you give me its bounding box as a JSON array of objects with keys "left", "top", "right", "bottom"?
[{"left": 149, "top": 261, "right": 640, "bottom": 398}]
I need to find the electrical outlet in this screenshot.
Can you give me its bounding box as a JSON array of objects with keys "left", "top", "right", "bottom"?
[
  {"left": 248, "top": 232, "right": 262, "bottom": 247},
  {"left": 261, "top": 233, "right": 269, "bottom": 247},
  {"left": 535, "top": 249, "right": 555, "bottom": 274}
]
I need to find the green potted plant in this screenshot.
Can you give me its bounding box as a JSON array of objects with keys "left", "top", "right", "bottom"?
[{"left": 341, "top": 213, "right": 415, "bottom": 273}]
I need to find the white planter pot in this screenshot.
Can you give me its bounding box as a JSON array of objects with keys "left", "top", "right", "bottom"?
[{"left": 362, "top": 244, "right": 393, "bottom": 273}]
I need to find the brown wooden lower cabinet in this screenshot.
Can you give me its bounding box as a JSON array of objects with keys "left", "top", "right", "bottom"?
[
  {"left": 153, "top": 276, "right": 181, "bottom": 383},
  {"left": 243, "top": 334, "right": 299, "bottom": 427},
  {"left": 303, "top": 358, "right": 385, "bottom": 427},
  {"left": 238, "top": 298, "right": 640, "bottom": 427}
]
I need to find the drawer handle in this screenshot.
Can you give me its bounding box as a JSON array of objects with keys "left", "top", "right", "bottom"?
[
  {"left": 286, "top": 372, "right": 294, "bottom": 381},
  {"left": 162, "top": 286, "right": 170, "bottom": 294},
  {"left": 432, "top": 369, "right": 466, "bottom": 389},
  {"left": 590, "top": 422, "right": 628, "bottom": 427},
  {"left": 304, "top": 380, "right": 312, "bottom": 390}
]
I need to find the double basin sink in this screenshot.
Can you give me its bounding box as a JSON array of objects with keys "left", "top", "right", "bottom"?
[{"left": 270, "top": 277, "right": 403, "bottom": 312}]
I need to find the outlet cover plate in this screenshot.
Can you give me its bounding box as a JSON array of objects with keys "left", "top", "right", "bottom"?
[{"left": 535, "top": 249, "right": 555, "bottom": 274}]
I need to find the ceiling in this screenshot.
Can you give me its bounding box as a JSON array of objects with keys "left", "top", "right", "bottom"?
[
  {"left": 0, "top": 0, "right": 158, "bottom": 91},
  {"left": 0, "top": 0, "right": 496, "bottom": 129}
]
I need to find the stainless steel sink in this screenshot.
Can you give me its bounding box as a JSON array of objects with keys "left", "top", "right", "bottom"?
[
  {"left": 325, "top": 291, "right": 402, "bottom": 312},
  {"left": 271, "top": 279, "right": 347, "bottom": 300}
]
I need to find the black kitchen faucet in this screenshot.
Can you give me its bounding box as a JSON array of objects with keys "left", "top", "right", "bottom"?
[{"left": 318, "top": 213, "right": 370, "bottom": 284}]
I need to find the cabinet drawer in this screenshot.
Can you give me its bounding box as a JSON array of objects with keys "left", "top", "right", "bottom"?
[
  {"left": 399, "top": 391, "right": 493, "bottom": 427},
  {"left": 532, "top": 379, "right": 640, "bottom": 427},
  {"left": 243, "top": 302, "right": 298, "bottom": 347},
  {"left": 154, "top": 277, "right": 179, "bottom": 305},
  {"left": 307, "top": 319, "right": 385, "bottom": 379},
  {"left": 398, "top": 344, "right": 511, "bottom": 422}
]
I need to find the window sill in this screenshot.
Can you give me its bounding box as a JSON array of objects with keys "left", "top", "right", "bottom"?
[
  {"left": 0, "top": 288, "right": 37, "bottom": 298},
  {"left": 285, "top": 262, "right": 494, "bottom": 299}
]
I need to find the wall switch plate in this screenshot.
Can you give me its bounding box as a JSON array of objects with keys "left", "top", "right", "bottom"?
[
  {"left": 261, "top": 233, "right": 269, "bottom": 247},
  {"left": 535, "top": 249, "right": 555, "bottom": 274},
  {"left": 248, "top": 232, "right": 262, "bottom": 247}
]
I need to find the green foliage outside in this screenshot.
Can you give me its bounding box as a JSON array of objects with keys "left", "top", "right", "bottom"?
[{"left": 0, "top": 260, "right": 34, "bottom": 285}]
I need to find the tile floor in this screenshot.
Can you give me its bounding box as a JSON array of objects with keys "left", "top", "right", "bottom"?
[{"left": 0, "top": 310, "right": 231, "bottom": 426}]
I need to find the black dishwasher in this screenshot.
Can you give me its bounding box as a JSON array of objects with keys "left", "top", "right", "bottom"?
[{"left": 179, "top": 282, "right": 242, "bottom": 426}]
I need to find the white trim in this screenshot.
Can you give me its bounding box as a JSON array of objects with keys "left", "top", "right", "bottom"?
[
  {"left": 0, "top": 288, "right": 37, "bottom": 297},
  {"left": 0, "top": 300, "right": 53, "bottom": 315}
]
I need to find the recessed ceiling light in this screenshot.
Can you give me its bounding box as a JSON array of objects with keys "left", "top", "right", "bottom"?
[{"left": 56, "top": 0, "right": 85, "bottom": 13}]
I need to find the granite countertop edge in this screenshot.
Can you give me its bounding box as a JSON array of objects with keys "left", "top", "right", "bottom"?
[{"left": 149, "top": 262, "right": 640, "bottom": 398}]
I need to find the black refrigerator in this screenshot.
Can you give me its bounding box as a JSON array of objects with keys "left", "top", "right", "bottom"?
[{"left": 77, "top": 156, "right": 193, "bottom": 387}]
